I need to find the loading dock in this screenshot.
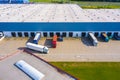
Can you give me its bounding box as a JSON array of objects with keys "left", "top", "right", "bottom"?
[
  {"left": 81, "top": 32, "right": 86, "bottom": 37},
  {"left": 62, "top": 32, "right": 67, "bottom": 37},
  {"left": 11, "top": 32, "right": 16, "bottom": 37},
  {"left": 30, "top": 32, "right": 35, "bottom": 37},
  {"left": 43, "top": 32, "right": 47, "bottom": 37},
  {"left": 18, "top": 32, "right": 22, "bottom": 37},
  {"left": 94, "top": 32, "right": 99, "bottom": 37},
  {"left": 50, "top": 32, "right": 54, "bottom": 37},
  {"left": 4, "top": 32, "right": 120, "bottom": 38},
  {"left": 69, "top": 32, "right": 73, "bottom": 37},
  {"left": 24, "top": 32, "right": 28, "bottom": 37},
  {"left": 107, "top": 32, "right": 113, "bottom": 38},
  {"left": 107, "top": 32, "right": 112, "bottom": 36},
  {"left": 56, "top": 32, "right": 60, "bottom": 37}
]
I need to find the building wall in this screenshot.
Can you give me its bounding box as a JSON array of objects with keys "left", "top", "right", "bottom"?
[
  {"left": 1, "top": 22, "right": 120, "bottom": 37},
  {"left": 0, "top": 22, "right": 120, "bottom": 32}
]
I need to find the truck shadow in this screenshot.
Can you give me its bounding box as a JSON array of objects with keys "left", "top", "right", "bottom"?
[
  {"left": 44, "top": 39, "right": 53, "bottom": 48},
  {"left": 18, "top": 47, "right": 26, "bottom": 50},
  {"left": 81, "top": 37, "right": 94, "bottom": 46},
  {"left": 18, "top": 47, "right": 46, "bottom": 54},
  {"left": 96, "top": 37, "right": 105, "bottom": 42},
  {"left": 26, "top": 37, "right": 34, "bottom": 44}
]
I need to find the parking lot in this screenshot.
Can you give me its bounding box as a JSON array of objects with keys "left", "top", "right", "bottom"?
[
  {"left": 0, "top": 52, "right": 76, "bottom": 80},
  {"left": 0, "top": 37, "right": 120, "bottom": 61}
]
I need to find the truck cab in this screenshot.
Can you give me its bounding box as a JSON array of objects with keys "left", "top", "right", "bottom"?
[
  {"left": 43, "top": 46, "right": 49, "bottom": 53},
  {"left": 52, "top": 41, "right": 56, "bottom": 48}
]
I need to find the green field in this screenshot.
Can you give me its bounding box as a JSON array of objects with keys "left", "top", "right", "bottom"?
[
  {"left": 29, "top": 0, "right": 120, "bottom": 9},
  {"left": 72, "top": 1, "right": 120, "bottom": 9},
  {"left": 50, "top": 62, "right": 120, "bottom": 80}
]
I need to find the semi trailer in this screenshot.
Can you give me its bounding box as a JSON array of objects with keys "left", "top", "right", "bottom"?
[
  {"left": 15, "top": 60, "right": 45, "bottom": 80},
  {"left": 52, "top": 35, "right": 57, "bottom": 48},
  {"left": 101, "top": 33, "right": 109, "bottom": 42},
  {"left": 88, "top": 33, "right": 98, "bottom": 46},
  {"left": 33, "top": 33, "right": 41, "bottom": 44},
  {"left": 26, "top": 42, "right": 49, "bottom": 53}
]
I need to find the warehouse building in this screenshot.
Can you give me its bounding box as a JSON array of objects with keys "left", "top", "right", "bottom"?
[
  {"left": 0, "top": 4, "right": 120, "bottom": 38},
  {"left": 0, "top": 0, "right": 29, "bottom": 4}
]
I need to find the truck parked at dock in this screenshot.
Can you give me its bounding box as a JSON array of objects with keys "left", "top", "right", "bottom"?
[
  {"left": 33, "top": 33, "right": 41, "bottom": 44},
  {"left": 101, "top": 33, "right": 109, "bottom": 42},
  {"left": 52, "top": 35, "right": 57, "bottom": 48},
  {"left": 88, "top": 33, "right": 98, "bottom": 46}
]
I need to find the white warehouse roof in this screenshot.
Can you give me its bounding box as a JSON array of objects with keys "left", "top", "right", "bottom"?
[{"left": 0, "top": 4, "right": 120, "bottom": 22}]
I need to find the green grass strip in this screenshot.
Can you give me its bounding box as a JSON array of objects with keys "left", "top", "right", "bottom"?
[
  {"left": 50, "top": 62, "right": 120, "bottom": 80},
  {"left": 29, "top": 0, "right": 120, "bottom": 9}
]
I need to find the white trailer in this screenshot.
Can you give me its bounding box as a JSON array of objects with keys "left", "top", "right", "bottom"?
[
  {"left": 33, "top": 33, "right": 41, "bottom": 44},
  {"left": 88, "top": 33, "right": 98, "bottom": 46},
  {"left": 15, "top": 60, "right": 45, "bottom": 80},
  {"left": 26, "top": 42, "right": 49, "bottom": 53}
]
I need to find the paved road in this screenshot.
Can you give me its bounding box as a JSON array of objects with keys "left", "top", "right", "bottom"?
[
  {"left": 0, "top": 37, "right": 120, "bottom": 62},
  {"left": 36, "top": 53, "right": 120, "bottom": 62}
]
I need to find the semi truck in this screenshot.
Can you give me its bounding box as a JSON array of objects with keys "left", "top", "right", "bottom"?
[
  {"left": 114, "top": 32, "right": 120, "bottom": 40},
  {"left": 88, "top": 33, "right": 98, "bottom": 46},
  {"left": 26, "top": 42, "right": 49, "bottom": 53},
  {"left": 101, "top": 33, "right": 109, "bottom": 42},
  {"left": 15, "top": 60, "right": 45, "bottom": 80},
  {"left": 52, "top": 35, "right": 57, "bottom": 48},
  {"left": 33, "top": 33, "right": 41, "bottom": 44}
]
